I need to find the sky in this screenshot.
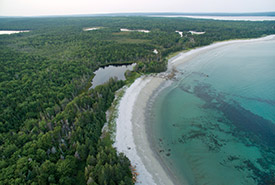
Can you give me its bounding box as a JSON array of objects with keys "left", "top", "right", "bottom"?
[{"left": 0, "top": 0, "right": 275, "bottom": 16}]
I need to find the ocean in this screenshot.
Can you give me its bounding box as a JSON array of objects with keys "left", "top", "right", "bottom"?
[
  {"left": 157, "top": 16, "right": 275, "bottom": 21},
  {"left": 149, "top": 38, "right": 275, "bottom": 185}
]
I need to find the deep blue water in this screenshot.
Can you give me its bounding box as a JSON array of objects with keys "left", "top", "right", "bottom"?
[{"left": 150, "top": 38, "right": 275, "bottom": 185}]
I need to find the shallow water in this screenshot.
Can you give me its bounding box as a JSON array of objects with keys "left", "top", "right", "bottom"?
[
  {"left": 149, "top": 39, "right": 275, "bottom": 185},
  {"left": 91, "top": 63, "right": 135, "bottom": 88}
]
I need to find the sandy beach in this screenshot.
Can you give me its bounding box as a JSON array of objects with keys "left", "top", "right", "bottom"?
[
  {"left": 113, "top": 34, "right": 275, "bottom": 185},
  {"left": 168, "top": 34, "right": 275, "bottom": 71},
  {"left": 113, "top": 76, "right": 171, "bottom": 184}
]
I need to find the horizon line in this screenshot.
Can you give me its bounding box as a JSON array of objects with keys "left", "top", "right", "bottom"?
[{"left": 1, "top": 11, "right": 275, "bottom": 18}]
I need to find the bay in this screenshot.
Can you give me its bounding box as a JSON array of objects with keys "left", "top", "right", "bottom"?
[{"left": 149, "top": 38, "right": 275, "bottom": 185}]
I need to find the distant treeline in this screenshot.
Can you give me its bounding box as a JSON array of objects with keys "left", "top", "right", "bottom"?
[{"left": 0, "top": 16, "right": 274, "bottom": 185}]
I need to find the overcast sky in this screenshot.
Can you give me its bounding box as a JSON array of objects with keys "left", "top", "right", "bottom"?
[{"left": 0, "top": 0, "right": 275, "bottom": 16}]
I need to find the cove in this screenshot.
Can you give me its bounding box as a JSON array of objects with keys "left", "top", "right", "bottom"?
[{"left": 149, "top": 38, "right": 275, "bottom": 185}]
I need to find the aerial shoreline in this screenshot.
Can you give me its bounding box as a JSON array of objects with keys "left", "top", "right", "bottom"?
[
  {"left": 2, "top": 14, "right": 275, "bottom": 185},
  {"left": 113, "top": 34, "right": 275, "bottom": 185}
]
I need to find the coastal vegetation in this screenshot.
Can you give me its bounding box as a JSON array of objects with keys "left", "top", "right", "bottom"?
[{"left": 0, "top": 16, "right": 275, "bottom": 184}]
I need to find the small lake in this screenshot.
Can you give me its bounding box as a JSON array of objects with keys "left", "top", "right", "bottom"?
[{"left": 91, "top": 63, "right": 136, "bottom": 88}]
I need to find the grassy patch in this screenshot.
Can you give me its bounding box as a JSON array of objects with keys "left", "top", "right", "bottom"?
[
  {"left": 112, "top": 32, "right": 131, "bottom": 36},
  {"left": 111, "top": 37, "right": 150, "bottom": 44},
  {"left": 111, "top": 32, "right": 150, "bottom": 44},
  {"left": 166, "top": 50, "right": 185, "bottom": 60},
  {"left": 125, "top": 71, "right": 142, "bottom": 85}
]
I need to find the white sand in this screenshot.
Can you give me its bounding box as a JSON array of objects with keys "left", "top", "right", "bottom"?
[
  {"left": 120, "top": 28, "right": 150, "bottom": 33},
  {"left": 114, "top": 34, "right": 275, "bottom": 185},
  {"left": 114, "top": 76, "right": 175, "bottom": 185},
  {"left": 114, "top": 77, "right": 158, "bottom": 184},
  {"left": 83, "top": 27, "right": 101, "bottom": 31},
  {"left": 169, "top": 34, "right": 275, "bottom": 70},
  {"left": 0, "top": 30, "right": 29, "bottom": 35},
  {"left": 175, "top": 31, "right": 183, "bottom": 37},
  {"left": 189, "top": 31, "right": 205, "bottom": 35}
]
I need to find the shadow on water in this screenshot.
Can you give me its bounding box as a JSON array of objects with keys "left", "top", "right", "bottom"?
[{"left": 187, "top": 83, "right": 275, "bottom": 148}]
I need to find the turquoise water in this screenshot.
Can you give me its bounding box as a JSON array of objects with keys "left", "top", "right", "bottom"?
[{"left": 149, "top": 39, "right": 275, "bottom": 185}]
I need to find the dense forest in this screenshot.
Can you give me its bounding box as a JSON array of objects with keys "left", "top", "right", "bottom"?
[{"left": 0, "top": 16, "right": 275, "bottom": 185}]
